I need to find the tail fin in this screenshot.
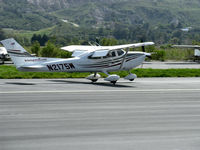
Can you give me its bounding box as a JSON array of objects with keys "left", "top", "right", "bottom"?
[{"left": 0, "top": 38, "right": 34, "bottom": 68}]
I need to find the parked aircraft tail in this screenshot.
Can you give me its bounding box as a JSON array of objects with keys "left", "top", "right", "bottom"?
[{"left": 0, "top": 38, "right": 37, "bottom": 68}]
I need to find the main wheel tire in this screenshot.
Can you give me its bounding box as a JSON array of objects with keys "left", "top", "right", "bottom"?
[{"left": 91, "top": 79, "right": 98, "bottom": 83}]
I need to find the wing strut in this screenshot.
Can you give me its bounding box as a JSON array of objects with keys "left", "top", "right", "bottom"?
[{"left": 119, "top": 48, "right": 130, "bottom": 70}]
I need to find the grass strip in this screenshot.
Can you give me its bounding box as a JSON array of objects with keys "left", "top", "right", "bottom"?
[{"left": 1, "top": 65, "right": 200, "bottom": 79}]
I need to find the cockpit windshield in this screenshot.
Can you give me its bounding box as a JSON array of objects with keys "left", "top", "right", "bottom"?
[{"left": 88, "top": 49, "right": 124, "bottom": 59}]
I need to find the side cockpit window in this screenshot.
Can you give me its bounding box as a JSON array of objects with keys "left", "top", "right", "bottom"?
[
  {"left": 117, "top": 49, "right": 124, "bottom": 56},
  {"left": 111, "top": 51, "right": 116, "bottom": 57},
  {"left": 88, "top": 49, "right": 124, "bottom": 59}
]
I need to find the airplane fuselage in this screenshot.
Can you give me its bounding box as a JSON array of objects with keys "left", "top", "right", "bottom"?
[{"left": 18, "top": 51, "right": 146, "bottom": 73}]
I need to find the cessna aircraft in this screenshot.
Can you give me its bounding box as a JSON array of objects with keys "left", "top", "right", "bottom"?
[{"left": 1, "top": 38, "right": 154, "bottom": 84}]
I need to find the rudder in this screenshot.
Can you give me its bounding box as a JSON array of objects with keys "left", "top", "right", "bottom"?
[{"left": 1, "top": 38, "right": 34, "bottom": 68}]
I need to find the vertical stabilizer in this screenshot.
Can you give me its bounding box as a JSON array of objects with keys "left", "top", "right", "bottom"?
[{"left": 1, "top": 38, "right": 34, "bottom": 67}]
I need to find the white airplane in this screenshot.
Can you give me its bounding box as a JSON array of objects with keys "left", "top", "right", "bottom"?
[
  {"left": 0, "top": 47, "right": 9, "bottom": 64},
  {"left": 172, "top": 45, "right": 200, "bottom": 61},
  {"left": 1, "top": 38, "right": 154, "bottom": 84}
]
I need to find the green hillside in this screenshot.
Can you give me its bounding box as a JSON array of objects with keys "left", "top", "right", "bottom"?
[
  {"left": 2, "top": 0, "right": 200, "bottom": 29},
  {"left": 51, "top": 0, "right": 200, "bottom": 28},
  {"left": 1, "top": 0, "right": 200, "bottom": 44},
  {"left": 0, "top": 0, "right": 58, "bottom": 30}
]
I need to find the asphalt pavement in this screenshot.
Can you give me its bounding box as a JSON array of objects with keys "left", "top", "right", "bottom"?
[
  {"left": 139, "top": 61, "right": 200, "bottom": 69},
  {"left": 1, "top": 78, "right": 200, "bottom": 150}
]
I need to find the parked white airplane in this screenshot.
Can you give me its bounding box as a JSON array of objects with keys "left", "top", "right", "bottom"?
[
  {"left": 0, "top": 47, "right": 9, "bottom": 64},
  {"left": 1, "top": 38, "right": 154, "bottom": 84},
  {"left": 173, "top": 45, "right": 200, "bottom": 61}
]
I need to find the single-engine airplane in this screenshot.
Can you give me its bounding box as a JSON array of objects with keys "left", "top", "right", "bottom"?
[{"left": 1, "top": 38, "right": 154, "bottom": 84}]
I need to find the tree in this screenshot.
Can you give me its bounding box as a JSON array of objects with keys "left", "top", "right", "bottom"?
[
  {"left": 31, "top": 34, "right": 38, "bottom": 43},
  {"left": 41, "top": 34, "right": 49, "bottom": 46},
  {"left": 31, "top": 34, "right": 42, "bottom": 45},
  {"left": 0, "top": 28, "right": 6, "bottom": 41},
  {"left": 59, "top": 51, "right": 72, "bottom": 58},
  {"left": 40, "top": 41, "right": 59, "bottom": 57},
  {"left": 31, "top": 41, "right": 40, "bottom": 56},
  {"left": 100, "top": 38, "right": 118, "bottom": 46},
  {"left": 31, "top": 34, "right": 49, "bottom": 46}
]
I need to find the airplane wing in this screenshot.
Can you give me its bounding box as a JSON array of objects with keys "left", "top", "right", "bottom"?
[
  {"left": 61, "top": 45, "right": 98, "bottom": 57},
  {"left": 61, "top": 45, "right": 96, "bottom": 52},
  {"left": 91, "top": 42, "right": 155, "bottom": 57},
  {"left": 61, "top": 42, "right": 154, "bottom": 52},
  {"left": 105, "top": 42, "right": 155, "bottom": 50},
  {"left": 61, "top": 42, "right": 155, "bottom": 57}
]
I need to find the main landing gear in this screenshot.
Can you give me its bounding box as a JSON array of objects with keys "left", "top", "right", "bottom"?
[
  {"left": 86, "top": 71, "right": 137, "bottom": 85},
  {"left": 86, "top": 73, "right": 101, "bottom": 83},
  {"left": 124, "top": 72, "right": 137, "bottom": 81},
  {"left": 104, "top": 74, "right": 120, "bottom": 85}
]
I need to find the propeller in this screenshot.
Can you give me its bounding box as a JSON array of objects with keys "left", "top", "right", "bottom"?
[
  {"left": 142, "top": 45, "right": 145, "bottom": 52},
  {"left": 141, "top": 40, "right": 145, "bottom": 68},
  {"left": 141, "top": 39, "right": 151, "bottom": 59},
  {"left": 140, "top": 39, "right": 151, "bottom": 68},
  {"left": 141, "top": 39, "right": 145, "bottom": 52}
]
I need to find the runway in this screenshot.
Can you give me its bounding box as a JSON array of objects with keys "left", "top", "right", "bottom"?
[
  {"left": 1, "top": 78, "right": 200, "bottom": 150},
  {"left": 139, "top": 61, "right": 200, "bottom": 69}
]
